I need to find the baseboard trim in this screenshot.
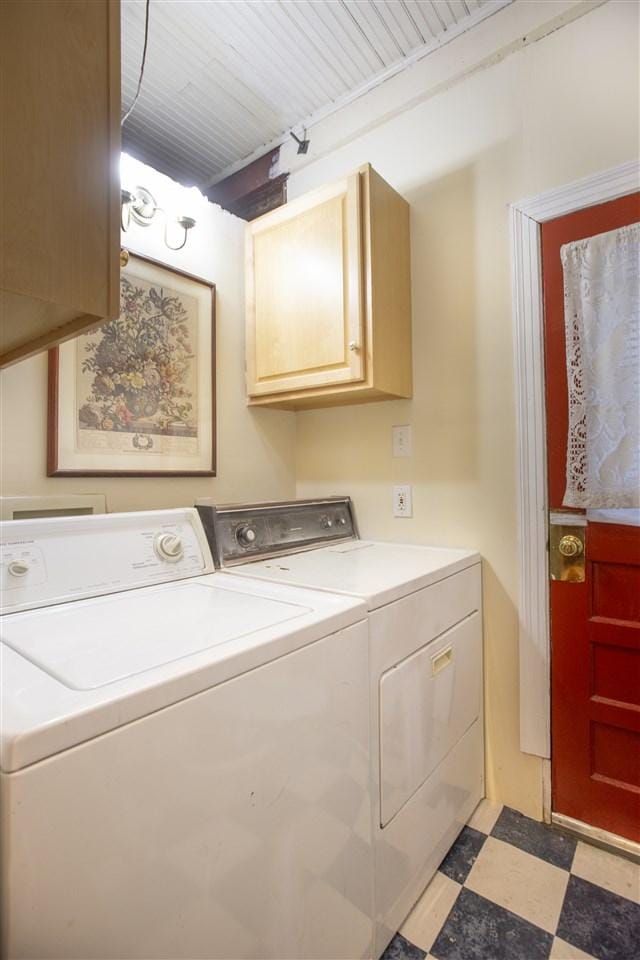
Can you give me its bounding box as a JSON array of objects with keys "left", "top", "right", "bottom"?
[{"left": 551, "top": 812, "right": 640, "bottom": 863}]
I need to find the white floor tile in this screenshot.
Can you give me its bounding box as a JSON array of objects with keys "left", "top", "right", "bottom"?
[
  {"left": 550, "top": 936, "right": 597, "bottom": 959},
  {"left": 465, "top": 836, "right": 569, "bottom": 933},
  {"left": 466, "top": 798, "right": 503, "bottom": 835},
  {"left": 400, "top": 871, "right": 461, "bottom": 952},
  {"left": 571, "top": 840, "right": 640, "bottom": 904}
]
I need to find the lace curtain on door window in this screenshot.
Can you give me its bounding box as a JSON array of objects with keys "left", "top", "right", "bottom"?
[{"left": 561, "top": 222, "right": 640, "bottom": 508}]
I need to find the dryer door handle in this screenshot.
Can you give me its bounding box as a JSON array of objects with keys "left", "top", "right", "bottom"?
[{"left": 431, "top": 646, "right": 453, "bottom": 675}]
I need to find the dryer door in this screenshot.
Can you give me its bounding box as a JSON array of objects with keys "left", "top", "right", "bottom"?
[{"left": 379, "top": 611, "right": 482, "bottom": 827}]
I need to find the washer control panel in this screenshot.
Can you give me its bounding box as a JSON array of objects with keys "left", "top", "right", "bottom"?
[
  {"left": 2, "top": 545, "right": 47, "bottom": 588},
  {"left": 196, "top": 498, "right": 356, "bottom": 567},
  {"left": 0, "top": 508, "right": 213, "bottom": 614}
]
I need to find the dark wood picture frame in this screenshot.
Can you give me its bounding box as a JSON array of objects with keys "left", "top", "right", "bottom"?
[{"left": 47, "top": 253, "right": 216, "bottom": 477}]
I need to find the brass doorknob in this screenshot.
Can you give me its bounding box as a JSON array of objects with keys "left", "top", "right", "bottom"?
[{"left": 558, "top": 534, "right": 583, "bottom": 558}]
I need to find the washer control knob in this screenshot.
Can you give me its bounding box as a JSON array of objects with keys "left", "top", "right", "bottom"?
[
  {"left": 7, "top": 559, "right": 30, "bottom": 577},
  {"left": 154, "top": 533, "right": 184, "bottom": 562},
  {"left": 337, "top": 517, "right": 347, "bottom": 526},
  {"left": 236, "top": 524, "right": 257, "bottom": 546},
  {"left": 320, "top": 515, "right": 333, "bottom": 529}
]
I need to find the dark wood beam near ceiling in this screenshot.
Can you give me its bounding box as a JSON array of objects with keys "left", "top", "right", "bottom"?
[{"left": 206, "top": 148, "right": 288, "bottom": 222}]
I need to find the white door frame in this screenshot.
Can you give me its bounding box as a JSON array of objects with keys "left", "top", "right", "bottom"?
[{"left": 510, "top": 160, "right": 640, "bottom": 760}]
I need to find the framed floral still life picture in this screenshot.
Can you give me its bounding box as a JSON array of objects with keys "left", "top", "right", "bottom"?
[{"left": 48, "top": 254, "right": 216, "bottom": 476}]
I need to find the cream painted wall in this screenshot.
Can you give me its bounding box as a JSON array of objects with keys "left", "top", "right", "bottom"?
[
  {"left": 288, "top": 1, "right": 639, "bottom": 818},
  {"left": 0, "top": 157, "right": 296, "bottom": 512}
]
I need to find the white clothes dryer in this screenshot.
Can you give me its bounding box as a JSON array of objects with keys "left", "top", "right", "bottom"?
[
  {"left": 0, "top": 508, "right": 373, "bottom": 960},
  {"left": 196, "top": 497, "right": 485, "bottom": 958}
]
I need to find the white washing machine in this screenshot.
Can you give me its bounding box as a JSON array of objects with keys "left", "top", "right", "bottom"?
[
  {"left": 0, "top": 508, "right": 373, "bottom": 960},
  {"left": 196, "top": 497, "right": 485, "bottom": 957}
]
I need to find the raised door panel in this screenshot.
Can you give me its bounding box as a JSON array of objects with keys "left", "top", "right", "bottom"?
[
  {"left": 255, "top": 196, "right": 345, "bottom": 377},
  {"left": 246, "top": 174, "right": 365, "bottom": 396}
]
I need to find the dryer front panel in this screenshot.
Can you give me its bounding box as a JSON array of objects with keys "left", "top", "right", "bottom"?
[
  {"left": 379, "top": 611, "right": 482, "bottom": 826},
  {"left": 367, "top": 562, "right": 484, "bottom": 953}
]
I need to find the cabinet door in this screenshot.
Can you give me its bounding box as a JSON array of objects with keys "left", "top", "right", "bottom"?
[
  {"left": 246, "top": 173, "right": 365, "bottom": 396},
  {"left": 0, "top": 0, "right": 120, "bottom": 367}
]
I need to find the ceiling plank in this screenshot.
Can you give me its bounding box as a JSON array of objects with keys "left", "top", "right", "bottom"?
[{"left": 121, "top": 0, "right": 513, "bottom": 186}]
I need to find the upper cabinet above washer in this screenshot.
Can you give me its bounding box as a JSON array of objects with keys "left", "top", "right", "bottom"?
[
  {"left": 245, "top": 164, "right": 412, "bottom": 410},
  {"left": 0, "top": 0, "right": 121, "bottom": 369}
]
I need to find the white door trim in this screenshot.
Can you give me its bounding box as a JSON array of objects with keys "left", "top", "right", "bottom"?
[{"left": 510, "top": 160, "right": 640, "bottom": 759}]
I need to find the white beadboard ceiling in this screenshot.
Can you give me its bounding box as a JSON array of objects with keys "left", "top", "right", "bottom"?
[{"left": 121, "top": 0, "right": 513, "bottom": 188}]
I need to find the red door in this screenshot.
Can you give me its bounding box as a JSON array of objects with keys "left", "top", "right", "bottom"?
[{"left": 542, "top": 193, "right": 640, "bottom": 842}]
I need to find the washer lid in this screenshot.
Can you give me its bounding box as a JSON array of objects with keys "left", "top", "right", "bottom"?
[
  {"left": 1, "top": 582, "right": 310, "bottom": 690},
  {"left": 1, "top": 573, "right": 367, "bottom": 773}
]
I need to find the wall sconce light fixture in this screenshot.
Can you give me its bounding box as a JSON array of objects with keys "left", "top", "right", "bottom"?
[{"left": 121, "top": 186, "right": 196, "bottom": 251}]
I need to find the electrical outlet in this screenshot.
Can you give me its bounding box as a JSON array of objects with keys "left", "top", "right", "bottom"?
[
  {"left": 393, "top": 484, "right": 413, "bottom": 518},
  {"left": 392, "top": 424, "right": 412, "bottom": 458}
]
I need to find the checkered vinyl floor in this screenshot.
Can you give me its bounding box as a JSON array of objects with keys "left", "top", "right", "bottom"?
[{"left": 383, "top": 803, "right": 640, "bottom": 960}]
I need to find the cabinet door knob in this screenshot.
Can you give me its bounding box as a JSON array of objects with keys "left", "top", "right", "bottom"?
[{"left": 349, "top": 341, "right": 360, "bottom": 352}]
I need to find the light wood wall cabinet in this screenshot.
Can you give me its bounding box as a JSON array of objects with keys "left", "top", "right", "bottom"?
[
  {"left": 0, "top": 0, "right": 120, "bottom": 368},
  {"left": 246, "top": 164, "right": 412, "bottom": 409}
]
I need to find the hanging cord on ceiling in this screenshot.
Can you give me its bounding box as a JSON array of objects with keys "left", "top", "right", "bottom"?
[{"left": 121, "top": 0, "right": 151, "bottom": 127}]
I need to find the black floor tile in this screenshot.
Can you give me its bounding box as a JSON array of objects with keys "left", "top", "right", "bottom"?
[
  {"left": 430, "top": 887, "right": 553, "bottom": 960},
  {"left": 438, "top": 825, "right": 486, "bottom": 884},
  {"left": 557, "top": 874, "right": 640, "bottom": 960},
  {"left": 491, "top": 806, "right": 576, "bottom": 870},
  {"left": 381, "top": 932, "right": 427, "bottom": 960}
]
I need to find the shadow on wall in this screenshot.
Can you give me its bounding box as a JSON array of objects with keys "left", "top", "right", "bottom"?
[
  {"left": 404, "top": 164, "right": 479, "bottom": 486},
  {"left": 480, "top": 559, "right": 525, "bottom": 805}
]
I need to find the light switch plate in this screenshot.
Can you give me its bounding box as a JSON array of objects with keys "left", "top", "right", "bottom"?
[
  {"left": 392, "top": 424, "right": 412, "bottom": 458},
  {"left": 393, "top": 484, "right": 413, "bottom": 518}
]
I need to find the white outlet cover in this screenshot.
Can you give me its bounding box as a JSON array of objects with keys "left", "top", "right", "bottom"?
[
  {"left": 393, "top": 484, "right": 413, "bottom": 518},
  {"left": 392, "top": 424, "right": 412, "bottom": 458}
]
